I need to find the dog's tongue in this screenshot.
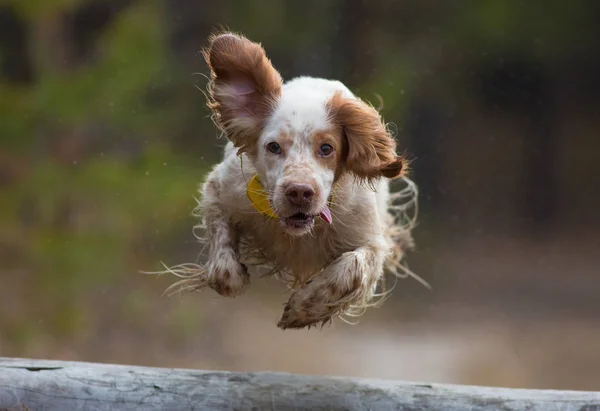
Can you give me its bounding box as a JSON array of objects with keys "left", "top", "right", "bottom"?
[{"left": 319, "top": 206, "right": 332, "bottom": 224}]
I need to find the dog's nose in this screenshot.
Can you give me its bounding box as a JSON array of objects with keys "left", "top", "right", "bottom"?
[{"left": 285, "top": 184, "right": 315, "bottom": 206}]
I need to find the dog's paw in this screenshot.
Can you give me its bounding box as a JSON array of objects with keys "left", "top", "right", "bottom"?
[
  {"left": 277, "top": 252, "right": 372, "bottom": 329},
  {"left": 277, "top": 277, "right": 356, "bottom": 329},
  {"left": 207, "top": 251, "right": 250, "bottom": 297}
]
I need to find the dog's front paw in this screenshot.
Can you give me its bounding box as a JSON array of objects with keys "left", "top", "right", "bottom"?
[
  {"left": 207, "top": 250, "right": 250, "bottom": 297},
  {"left": 277, "top": 250, "right": 373, "bottom": 330},
  {"left": 277, "top": 277, "right": 357, "bottom": 329}
]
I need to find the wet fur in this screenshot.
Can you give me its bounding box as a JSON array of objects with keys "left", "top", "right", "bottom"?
[{"left": 160, "top": 32, "right": 422, "bottom": 330}]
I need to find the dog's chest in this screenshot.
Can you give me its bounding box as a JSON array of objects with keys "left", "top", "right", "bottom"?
[{"left": 235, "top": 219, "right": 337, "bottom": 282}]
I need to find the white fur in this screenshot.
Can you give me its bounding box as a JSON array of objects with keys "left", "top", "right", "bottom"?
[{"left": 189, "top": 76, "right": 417, "bottom": 329}]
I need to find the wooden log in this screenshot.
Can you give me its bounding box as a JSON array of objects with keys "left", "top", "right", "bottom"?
[{"left": 1, "top": 357, "right": 599, "bottom": 410}]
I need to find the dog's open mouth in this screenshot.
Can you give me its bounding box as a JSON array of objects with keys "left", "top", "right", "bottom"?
[
  {"left": 281, "top": 206, "right": 333, "bottom": 230},
  {"left": 283, "top": 212, "right": 316, "bottom": 228}
]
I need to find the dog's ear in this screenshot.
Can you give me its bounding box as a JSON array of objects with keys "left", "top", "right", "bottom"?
[
  {"left": 327, "top": 91, "right": 407, "bottom": 181},
  {"left": 204, "top": 32, "right": 283, "bottom": 155}
]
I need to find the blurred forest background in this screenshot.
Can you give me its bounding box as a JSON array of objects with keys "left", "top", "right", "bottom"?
[{"left": 1, "top": 0, "right": 599, "bottom": 391}]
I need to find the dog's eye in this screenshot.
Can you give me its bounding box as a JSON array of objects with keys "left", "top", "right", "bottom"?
[
  {"left": 319, "top": 144, "right": 334, "bottom": 157},
  {"left": 266, "top": 142, "right": 282, "bottom": 154}
]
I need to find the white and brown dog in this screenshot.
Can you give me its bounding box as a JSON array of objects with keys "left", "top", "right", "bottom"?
[{"left": 164, "top": 32, "right": 421, "bottom": 330}]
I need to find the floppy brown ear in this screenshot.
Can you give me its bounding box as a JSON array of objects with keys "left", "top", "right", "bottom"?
[
  {"left": 203, "top": 32, "right": 283, "bottom": 155},
  {"left": 327, "top": 91, "right": 407, "bottom": 181}
]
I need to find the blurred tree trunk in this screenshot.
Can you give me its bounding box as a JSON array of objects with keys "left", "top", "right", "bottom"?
[
  {"left": 479, "top": 56, "right": 559, "bottom": 233},
  {"left": 31, "top": 12, "right": 74, "bottom": 72},
  {"left": 29, "top": 1, "right": 128, "bottom": 166},
  {"left": 517, "top": 64, "right": 558, "bottom": 233},
  {"left": 0, "top": 6, "right": 33, "bottom": 84},
  {"left": 406, "top": 91, "right": 445, "bottom": 212},
  {"left": 31, "top": 11, "right": 84, "bottom": 166},
  {"left": 0, "top": 6, "right": 32, "bottom": 184},
  {"left": 68, "top": 0, "right": 134, "bottom": 63},
  {"left": 522, "top": 100, "right": 558, "bottom": 232},
  {"left": 165, "top": 0, "right": 215, "bottom": 68},
  {"left": 331, "top": 0, "right": 375, "bottom": 87}
]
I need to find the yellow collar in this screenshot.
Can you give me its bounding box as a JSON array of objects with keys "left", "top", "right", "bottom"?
[
  {"left": 246, "top": 174, "right": 278, "bottom": 218},
  {"left": 246, "top": 174, "right": 334, "bottom": 220}
]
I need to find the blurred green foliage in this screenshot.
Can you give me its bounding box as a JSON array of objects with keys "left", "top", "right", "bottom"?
[
  {"left": 0, "top": 0, "right": 598, "bottom": 359},
  {"left": 1, "top": 0, "right": 169, "bottom": 148},
  {"left": 0, "top": 0, "right": 208, "bottom": 346}
]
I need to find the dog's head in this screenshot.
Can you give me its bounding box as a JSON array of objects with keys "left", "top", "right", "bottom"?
[{"left": 204, "top": 32, "right": 406, "bottom": 236}]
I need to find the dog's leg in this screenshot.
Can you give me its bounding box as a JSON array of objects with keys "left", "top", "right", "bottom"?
[
  {"left": 202, "top": 179, "right": 250, "bottom": 297},
  {"left": 277, "top": 240, "right": 387, "bottom": 329}
]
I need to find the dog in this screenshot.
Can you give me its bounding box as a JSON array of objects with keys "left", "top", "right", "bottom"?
[{"left": 163, "top": 32, "right": 421, "bottom": 330}]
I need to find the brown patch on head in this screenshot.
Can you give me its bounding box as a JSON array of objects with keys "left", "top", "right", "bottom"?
[
  {"left": 276, "top": 130, "right": 294, "bottom": 150},
  {"left": 326, "top": 91, "right": 407, "bottom": 182},
  {"left": 203, "top": 32, "right": 283, "bottom": 156}
]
